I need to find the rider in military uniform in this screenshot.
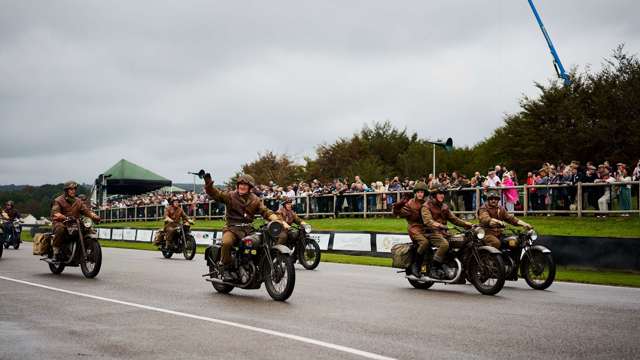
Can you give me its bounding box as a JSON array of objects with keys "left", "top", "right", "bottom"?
[
  {"left": 477, "top": 190, "right": 532, "bottom": 248},
  {"left": 163, "top": 197, "right": 192, "bottom": 249},
  {"left": 392, "top": 182, "right": 429, "bottom": 277},
  {"left": 203, "top": 173, "right": 286, "bottom": 280},
  {"left": 421, "top": 185, "right": 473, "bottom": 278},
  {"left": 275, "top": 197, "right": 307, "bottom": 246},
  {"left": 50, "top": 181, "right": 101, "bottom": 262},
  {"left": 2, "top": 200, "right": 21, "bottom": 238}
]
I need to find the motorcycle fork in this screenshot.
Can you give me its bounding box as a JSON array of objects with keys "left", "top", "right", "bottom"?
[{"left": 76, "top": 220, "right": 88, "bottom": 262}]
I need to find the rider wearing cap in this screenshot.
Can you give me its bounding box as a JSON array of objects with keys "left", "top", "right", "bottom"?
[
  {"left": 50, "top": 181, "right": 101, "bottom": 262},
  {"left": 275, "top": 196, "right": 307, "bottom": 246},
  {"left": 421, "top": 185, "right": 473, "bottom": 278},
  {"left": 163, "top": 197, "right": 192, "bottom": 249},
  {"left": 477, "top": 189, "right": 532, "bottom": 248},
  {"left": 204, "top": 173, "right": 286, "bottom": 280},
  {"left": 393, "top": 181, "right": 429, "bottom": 277},
  {"left": 2, "top": 200, "right": 21, "bottom": 238}
]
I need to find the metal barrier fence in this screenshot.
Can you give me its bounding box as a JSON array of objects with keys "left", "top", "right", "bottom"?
[{"left": 96, "top": 182, "right": 640, "bottom": 222}]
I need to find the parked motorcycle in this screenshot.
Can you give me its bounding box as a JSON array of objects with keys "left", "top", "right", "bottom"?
[
  {"left": 203, "top": 221, "right": 296, "bottom": 301},
  {"left": 158, "top": 222, "right": 197, "bottom": 260},
  {"left": 499, "top": 227, "right": 556, "bottom": 290},
  {"left": 41, "top": 217, "right": 102, "bottom": 278},
  {"left": 288, "top": 223, "right": 321, "bottom": 270},
  {"left": 401, "top": 226, "right": 506, "bottom": 295},
  {"left": 1, "top": 219, "right": 22, "bottom": 250}
]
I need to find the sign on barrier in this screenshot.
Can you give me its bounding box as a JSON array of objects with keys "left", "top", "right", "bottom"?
[
  {"left": 192, "top": 231, "right": 216, "bottom": 245},
  {"left": 332, "top": 233, "right": 371, "bottom": 251},
  {"left": 111, "top": 229, "right": 124, "bottom": 240},
  {"left": 136, "top": 230, "right": 153, "bottom": 242},
  {"left": 308, "top": 233, "right": 330, "bottom": 251},
  {"left": 376, "top": 234, "right": 411, "bottom": 253},
  {"left": 123, "top": 229, "right": 137, "bottom": 241},
  {"left": 97, "top": 228, "right": 111, "bottom": 240}
]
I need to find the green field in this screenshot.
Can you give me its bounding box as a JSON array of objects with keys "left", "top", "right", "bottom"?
[{"left": 100, "top": 216, "right": 640, "bottom": 238}]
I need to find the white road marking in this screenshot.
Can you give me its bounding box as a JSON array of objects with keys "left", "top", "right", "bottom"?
[{"left": 0, "top": 275, "right": 396, "bottom": 360}]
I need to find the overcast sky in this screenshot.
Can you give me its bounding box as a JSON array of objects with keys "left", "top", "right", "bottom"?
[{"left": 1, "top": 0, "right": 638, "bottom": 185}]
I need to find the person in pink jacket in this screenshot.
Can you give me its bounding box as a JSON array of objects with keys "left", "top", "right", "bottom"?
[{"left": 502, "top": 173, "right": 519, "bottom": 211}]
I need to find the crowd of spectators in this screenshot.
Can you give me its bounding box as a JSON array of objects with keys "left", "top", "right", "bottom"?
[{"left": 97, "top": 159, "right": 640, "bottom": 218}]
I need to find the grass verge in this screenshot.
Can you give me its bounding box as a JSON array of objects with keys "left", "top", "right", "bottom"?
[{"left": 99, "top": 216, "right": 640, "bottom": 238}]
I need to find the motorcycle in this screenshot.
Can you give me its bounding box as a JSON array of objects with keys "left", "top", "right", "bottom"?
[
  {"left": 403, "top": 226, "right": 506, "bottom": 295},
  {"left": 288, "top": 223, "right": 321, "bottom": 270},
  {"left": 41, "top": 217, "right": 102, "bottom": 278},
  {"left": 1, "top": 219, "right": 22, "bottom": 250},
  {"left": 158, "top": 222, "right": 197, "bottom": 260},
  {"left": 203, "top": 221, "right": 296, "bottom": 301},
  {"left": 499, "top": 227, "right": 556, "bottom": 290}
]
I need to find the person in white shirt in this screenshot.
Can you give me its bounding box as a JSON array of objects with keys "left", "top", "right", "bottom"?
[{"left": 595, "top": 171, "right": 616, "bottom": 216}]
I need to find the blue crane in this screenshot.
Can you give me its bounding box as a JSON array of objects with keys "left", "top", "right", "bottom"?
[{"left": 527, "top": 0, "right": 572, "bottom": 85}]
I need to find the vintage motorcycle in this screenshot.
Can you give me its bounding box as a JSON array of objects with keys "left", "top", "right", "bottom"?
[
  {"left": 42, "top": 217, "right": 102, "bottom": 278},
  {"left": 203, "top": 221, "right": 296, "bottom": 301},
  {"left": 400, "top": 226, "right": 506, "bottom": 295},
  {"left": 158, "top": 222, "right": 197, "bottom": 260},
  {"left": 1, "top": 219, "right": 22, "bottom": 250},
  {"left": 288, "top": 223, "right": 321, "bottom": 270},
  {"left": 499, "top": 227, "right": 556, "bottom": 290}
]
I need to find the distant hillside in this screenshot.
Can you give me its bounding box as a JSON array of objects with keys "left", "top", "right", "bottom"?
[
  {"left": 0, "top": 184, "right": 91, "bottom": 218},
  {"left": 173, "top": 183, "right": 204, "bottom": 193}
]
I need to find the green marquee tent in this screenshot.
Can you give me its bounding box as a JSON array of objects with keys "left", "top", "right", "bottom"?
[{"left": 102, "top": 159, "right": 171, "bottom": 195}]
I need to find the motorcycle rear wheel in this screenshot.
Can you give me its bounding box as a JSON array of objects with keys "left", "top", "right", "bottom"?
[
  {"left": 265, "top": 252, "right": 295, "bottom": 301},
  {"left": 209, "top": 265, "right": 234, "bottom": 294},
  {"left": 405, "top": 268, "right": 434, "bottom": 289},
  {"left": 14, "top": 242, "right": 19, "bottom": 250},
  {"left": 183, "top": 236, "right": 196, "bottom": 260},
  {"left": 298, "top": 239, "right": 321, "bottom": 270},
  {"left": 80, "top": 240, "right": 102, "bottom": 278},
  {"left": 161, "top": 249, "right": 173, "bottom": 258},
  {"left": 0, "top": 244, "right": 3, "bottom": 258},
  {"left": 49, "top": 262, "right": 65, "bottom": 274},
  {"left": 468, "top": 251, "right": 505, "bottom": 296},
  {"left": 521, "top": 251, "right": 555, "bottom": 290}
]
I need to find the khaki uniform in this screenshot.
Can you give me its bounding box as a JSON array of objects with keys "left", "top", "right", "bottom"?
[
  {"left": 276, "top": 207, "right": 303, "bottom": 246},
  {"left": 50, "top": 195, "right": 98, "bottom": 249},
  {"left": 205, "top": 181, "right": 275, "bottom": 266},
  {"left": 421, "top": 199, "right": 472, "bottom": 262},
  {"left": 477, "top": 204, "right": 520, "bottom": 248},
  {"left": 392, "top": 197, "right": 428, "bottom": 255},
  {"left": 164, "top": 205, "right": 189, "bottom": 247}
]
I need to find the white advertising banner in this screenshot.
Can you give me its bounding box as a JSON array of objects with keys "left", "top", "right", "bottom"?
[
  {"left": 376, "top": 234, "right": 411, "bottom": 253},
  {"left": 192, "top": 231, "right": 216, "bottom": 245},
  {"left": 123, "top": 229, "right": 137, "bottom": 241},
  {"left": 111, "top": 228, "right": 123, "bottom": 240},
  {"left": 97, "top": 228, "right": 111, "bottom": 240},
  {"left": 308, "top": 233, "right": 330, "bottom": 251},
  {"left": 136, "top": 230, "right": 153, "bottom": 242},
  {"left": 332, "top": 233, "right": 371, "bottom": 252}
]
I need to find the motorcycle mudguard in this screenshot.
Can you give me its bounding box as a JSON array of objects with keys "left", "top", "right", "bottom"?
[
  {"left": 478, "top": 245, "right": 502, "bottom": 255},
  {"left": 271, "top": 244, "right": 291, "bottom": 255},
  {"left": 529, "top": 245, "right": 552, "bottom": 254}
]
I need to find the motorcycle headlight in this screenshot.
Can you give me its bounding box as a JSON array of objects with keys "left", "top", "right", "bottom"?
[
  {"left": 528, "top": 229, "right": 538, "bottom": 241},
  {"left": 475, "top": 227, "right": 485, "bottom": 240},
  {"left": 303, "top": 224, "right": 312, "bottom": 233},
  {"left": 82, "top": 217, "right": 94, "bottom": 228}
]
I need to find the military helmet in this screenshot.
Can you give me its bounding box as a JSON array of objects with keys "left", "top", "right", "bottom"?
[
  {"left": 64, "top": 181, "right": 78, "bottom": 190},
  {"left": 413, "top": 181, "right": 428, "bottom": 193},
  {"left": 5, "top": 200, "right": 14, "bottom": 207},
  {"left": 429, "top": 184, "right": 447, "bottom": 196},
  {"left": 237, "top": 174, "right": 256, "bottom": 188},
  {"left": 486, "top": 190, "right": 501, "bottom": 199}
]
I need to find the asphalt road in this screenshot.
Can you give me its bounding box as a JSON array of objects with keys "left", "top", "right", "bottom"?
[{"left": 1, "top": 244, "right": 639, "bottom": 360}]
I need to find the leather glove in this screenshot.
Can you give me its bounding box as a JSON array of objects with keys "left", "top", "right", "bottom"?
[{"left": 203, "top": 172, "right": 212, "bottom": 183}]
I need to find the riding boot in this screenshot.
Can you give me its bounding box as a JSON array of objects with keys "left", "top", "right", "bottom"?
[
  {"left": 411, "top": 254, "right": 423, "bottom": 278},
  {"left": 428, "top": 260, "right": 444, "bottom": 279},
  {"left": 219, "top": 262, "right": 234, "bottom": 282}
]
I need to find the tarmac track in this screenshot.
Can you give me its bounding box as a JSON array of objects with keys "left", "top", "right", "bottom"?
[{"left": 1, "top": 244, "right": 639, "bottom": 360}]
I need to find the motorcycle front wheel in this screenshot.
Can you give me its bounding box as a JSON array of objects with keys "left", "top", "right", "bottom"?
[
  {"left": 209, "top": 265, "right": 234, "bottom": 294},
  {"left": 298, "top": 239, "right": 321, "bottom": 270},
  {"left": 468, "top": 251, "right": 505, "bottom": 296},
  {"left": 521, "top": 250, "right": 556, "bottom": 290},
  {"left": 183, "top": 235, "right": 196, "bottom": 260},
  {"left": 265, "top": 252, "right": 296, "bottom": 301},
  {"left": 80, "top": 239, "right": 102, "bottom": 278}
]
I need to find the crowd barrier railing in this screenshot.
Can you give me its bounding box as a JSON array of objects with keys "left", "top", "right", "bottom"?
[{"left": 95, "top": 182, "right": 640, "bottom": 222}]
